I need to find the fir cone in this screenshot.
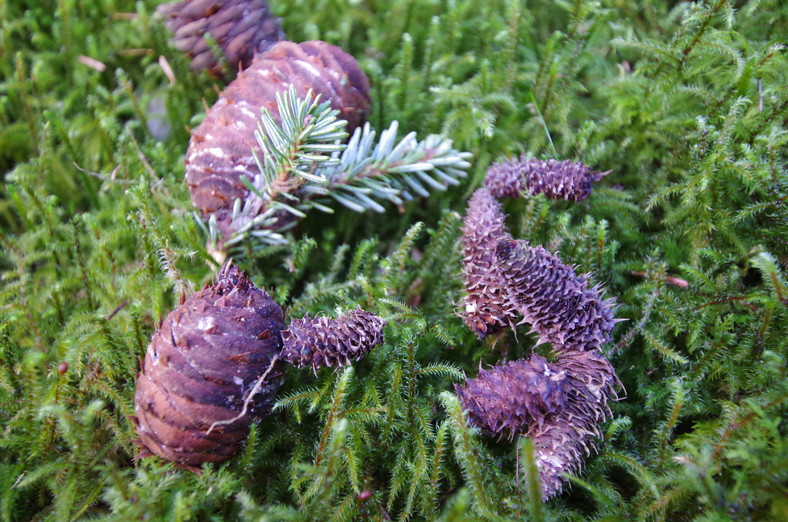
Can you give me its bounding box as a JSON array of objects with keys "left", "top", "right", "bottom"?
[
  {"left": 157, "top": 0, "right": 284, "bottom": 76},
  {"left": 456, "top": 189, "right": 621, "bottom": 500},
  {"left": 485, "top": 156, "right": 609, "bottom": 201},
  {"left": 185, "top": 40, "right": 371, "bottom": 239},
  {"left": 495, "top": 239, "right": 616, "bottom": 352},
  {"left": 461, "top": 188, "right": 517, "bottom": 338},
  {"left": 132, "top": 263, "right": 285, "bottom": 467},
  {"left": 280, "top": 308, "right": 385, "bottom": 372},
  {"left": 527, "top": 350, "right": 618, "bottom": 499},
  {"left": 455, "top": 354, "right": 566, "bottom": 439}
]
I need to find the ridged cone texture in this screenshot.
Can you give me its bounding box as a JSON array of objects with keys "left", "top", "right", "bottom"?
[
  {"left": 157, "top": 0, "right": 284, "bottom": 76},
  {"left": 527, "top": 351, "right": 618, "bottom": 499},
  {"left": 495, "top": 238, "right": 617, "bottom": 353},
  {"left": 461, "top": 188, "right": 518, "bottom": 338},
  {"left": 132, "top": 263, "right": 285, "bottom": 467},
  {"left": 458, "top": 189, "right": 621, "bottom": 499},
  {"left": 280, "top": 308, "right": 385, "bottom": 372},
  {"left": 455, "top": 354, "right": 567, "bottom": 439},
  {"left": 185, "top": 40, "right": 371, "bottom": 239},
  {"left": 485, "top": 156, "right": 609, "bottom": 201}
]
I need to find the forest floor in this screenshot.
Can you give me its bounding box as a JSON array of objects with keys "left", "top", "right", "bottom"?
[{"left": 0, "top": 1, "right": 786, "bottom": 520}]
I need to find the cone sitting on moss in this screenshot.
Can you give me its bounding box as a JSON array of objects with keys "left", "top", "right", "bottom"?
[
  {"left": 454, "top": 354, "right": 567, "bottom": 439},
  {"left": 457, "top": 179, "right": 620, "bottom": 500},
  {"left": 185, "top": 40, "right": 371, "bottom": 243},
  {"left": 132, "top": 263, "right": 384, "bottom": 468},
  {"left": 485, "top": 156, "right": 609, "bottom": 201},
  {"left": 495, "top": 239, "right": 617, "bottom": 352},
  {"left": 157, "top": 0, "right": 284, "bottom": 76},
  {"left": 527, "top": 350, "right": 618, "bottom": 499},
  {"left": 455, "top": 350, "right": 618, "bottom": 499},
  {"left": 460, "top": 188, "right": 517, "bottom": 339},
  {"left": 161, "top": 5, "right": 471, "bottom": 258},
  {"left": 281, "top": 309, "right": 385, "bottom": 373}
]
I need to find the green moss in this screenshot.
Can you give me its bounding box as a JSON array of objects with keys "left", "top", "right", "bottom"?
[{"left": 1, "top": 0, "right": 785, "bottom": 520}]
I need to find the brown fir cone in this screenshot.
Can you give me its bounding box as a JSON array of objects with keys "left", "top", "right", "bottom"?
[
  {"left": 280, "top": 308, "right": 385, "bottom": 372},
  {"left": 527, "top": 350, "right": 618, "bottom": 499},
  {"left": 455, "top": 354, "right": 566, "bottom": 439},
  {"left": 132, "top": 263, "right": 285, "bottom": 467},
  {"left": 495, "top": 239, "right": 616, "bottom": 352},
  {"left": 485, "top": 156, "right": 609, "bottom": 201},
  {"left": 157, "top": 0, "right": 284, "bottom": 76},
  {"left": 461, "top": 188, "right": 518, "bottom": 338},
  {"left": 185, "top": 40, "right": 371, "bottom": 239}
]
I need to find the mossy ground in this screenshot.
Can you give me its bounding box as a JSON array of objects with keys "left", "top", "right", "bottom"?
[{"left": 1, "top": 1, "right": 786, "bottom": 520}]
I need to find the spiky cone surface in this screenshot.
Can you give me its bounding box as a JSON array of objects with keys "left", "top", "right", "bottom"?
[
  {"left": 132, "top": 264, "right": 285, "bottom": 467},
  {"left": 280, "top": 308, "right": 385, "bottom": 372},
  {"left": 528, "top": 350, "right": 618, "bottom": 499},
  {"left": 485, "top": 156, "right": 609, "bottom": 201},
  {"left": 495, "top": 238, "right": 616, "bottom": 352},
  {"left": 461, "top": 188, "right": 518, "bottom": 338},
  {"left": 157, "top": 0, "right": 284, "bottom": 76},
  {"left": 455, "top": 354, "right": 567, "bottom": 439},
  {"left": 186, "top": 40, "right": 371, "bottom": 239}
]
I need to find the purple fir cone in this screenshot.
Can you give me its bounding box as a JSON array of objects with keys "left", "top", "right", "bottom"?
[
  {"left": 281, "top": 308, "right": 385, "bottom": 372},
  {"left": 527, "top": 350, "right": 619, "bottom": 499},
  {"left": 157, "top": 0, "right": 284, "bottom": 76},
  {"left": 455, "top": 354, "right": 567, "bottom": 439},
  {"left": 132, "top": 263, "right": 285, "bottom": 467},
  {"left": 495, "top": 239, "right": 617, "bottom": 352},
  {"left": 461, "top": 188, "right": 518, "bottom": 338},
  {"left": 485, "top": 156, "right": 609, "bottom": 202},
  {"left": 185, "top": 40, "right": 370, "bottom": 241}
]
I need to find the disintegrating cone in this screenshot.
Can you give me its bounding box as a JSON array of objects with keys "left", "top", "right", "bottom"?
[
  {"left": 461, "top": 188, "right": 517, "bottom": 338},
  {"left": 456, "top": 189, "right": 622, "bottom": 499},
  {"left": 495, "top": 239, "right": 616, "bottom": 352},
  {"left": 281, "top": 308, "right": 385, "bottom": 372},
  {"left": 132, "top": 264, "right": 285, "bottom": 467},
  {"left": 485, "top": 156, "right": 609, "bottom": 201},
  {"left": 455, "top": 354, "right": 566, "bottom": 439},
  {"left": 527, "top": 350, "right": 618, "bottom": 499},
  {"left": 157, "top": 0, "right": 284, "bottom": 76},
  {"left": 185, "top": 40, "right": 371, "bottom": 239}
]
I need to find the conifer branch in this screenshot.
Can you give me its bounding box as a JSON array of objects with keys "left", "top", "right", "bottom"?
[{"left": 216, "top": 86, "right": 472, "bottom": 249}]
